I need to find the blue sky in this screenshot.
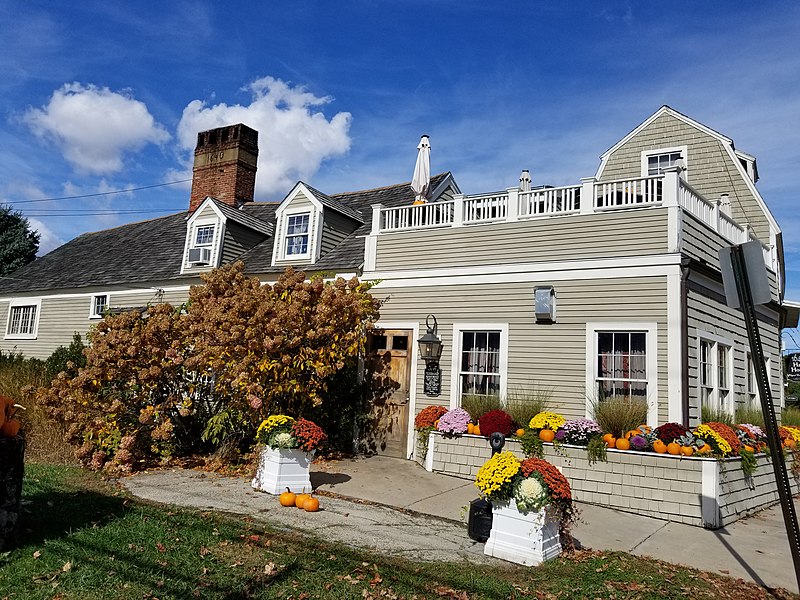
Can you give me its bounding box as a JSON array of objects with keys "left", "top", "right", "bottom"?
[{"left": 1, "top": 1, "right": 798, "bottom": 349}]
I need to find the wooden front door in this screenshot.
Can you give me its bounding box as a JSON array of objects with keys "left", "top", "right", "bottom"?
[{"left": 364, "top": 329, "right": 412, "bottom": 458}]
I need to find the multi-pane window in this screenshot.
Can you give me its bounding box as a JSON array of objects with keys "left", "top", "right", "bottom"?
[
  {"left": 596, "top": 331, "right": 648, "bottom": 399},
  {"left": 647, "top": 151, "right": 683, "bottom": 176},
  {"left": 91, "top": 294, "right": 109, "bottom": 318},
  {"left": 698, "top": 338, "right": 732, "bottom": 413},
  {"left": 460, "top": 330, "right": 501, "bottom": 397},
  {"left": 194, "top": 225, "right": 215, "bottom": 247},
  {"left": 7, "top": 305, "right": 37, "bottom": 337},
  {"left": 747, "top": 352, "right": 771, "bottom": 404},
  {"left": 286, "top": 213, "right": 310, "bottom": 256}
]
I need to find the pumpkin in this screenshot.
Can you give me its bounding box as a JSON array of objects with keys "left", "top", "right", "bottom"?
[
  {"left": 279, "top": 488, "right": 297, "bottom": 507},
  {"left": 303, "top": 496, "right": 320, "bottom": 512},
  {"left": 697, "top": 443, "right": 713, "bottom": 454},
  {"left": 615, "top": 437, "right": 630, "bottom": 451},
  {"left": 602, "top": 433, "right": 614, "bottom": 445},
  {"left": 652, "top": 439, "right": 667, "bottom": 454},
  {"left": 680, "top": 446, "right": 694, "bottom": 457},
  {"left": 785, "top": 439, "right": 797, "bottom": 450},
  {"left": 539, "top": 429, "right": 555, "bottom": 442},
  {"left": 295, "top": 492, "right": 311, "bottom": 509},
  {"left": 515, "top": 428, "right": 526, "bottom": 437},
  {"left": 1, "top": 420, "right": 20, "bottom": 437},
  {"left": 605, "top": 436, "right": 617, "bottom": 449},
  {"left": 467, "top": 423, "right": 475, "bottom": 435},
  {"left": 625, "top": 429, "right": 640, "bottom": 440},
  {"left": 473, "top": 425, "right": 481, "bottom": 436},
  {"left": 743, "top": 445, "right": 755, "bottom": 453},
  {"left": 666, "top": 442, "right": 682, "bottom": 455}
]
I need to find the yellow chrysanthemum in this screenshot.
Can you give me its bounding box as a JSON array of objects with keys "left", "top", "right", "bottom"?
[
  {"left": 528, "top": 411, "right": 566, "bottom": 431},
  {"left": 475, "top": 451, "right": 521, "bottom": 498},
  {"left": 695, "top": 423, "right": 732, "bottom": 455},
  {"left": 785, "top": 426, "right": 800, "bottom": 443},
  {"left": 256, "top": 414, "right": 295, "bottom": 438}
]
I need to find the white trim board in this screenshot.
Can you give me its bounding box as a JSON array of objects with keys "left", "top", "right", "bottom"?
[{"left": 0, "top": 284, "right": 193, "bottom": 303}]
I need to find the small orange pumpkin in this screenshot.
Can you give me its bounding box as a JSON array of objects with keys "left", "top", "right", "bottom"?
[
  {"left": 615, "top": 438, "right": 630, "bottom": 451},
  {"left": 279, "top": 487, "right": 297, "bottom": 507},
  {"left": 467, "top": 423, "right": 475, "bottom": 435},
  {"left": 473, "top": 425, "right": 481, "bottom": 436},
  {"left": 652, "top": 439, "right": 667, "bottom": 454},
  {"left": 539, "top": 429, "right": 555, "bottom": 443},
  {"left": 743, "top": 445, "right": 755, "bottom": 453},
  {"left": 295, "top": 492, "right": 311, "bottom": 509},
  {"left": 602, "top": 433, "right": 614, "bottom": 445},
  {"left": 697, "top": 443, "right": 712, "bottom": 454},
  {"left": 1, "top": 420, "right": 20, "bottom": 437},
  {"left": 515, "top": 428, "right": 526, "bottom": 437},
  {"left": 606, "top": 436, "right": 617, "bottom": 449},
  {"left": 303, "top": 496, "right": 320, "bottom": 512},
  {"left": 680, "top": 446, "right": 694, "bottom": 457},
  {"left": 667, "top": 442, "right": 682, "bottom": 455},
  {"left": 785, "top": 439, "right": 797, "bottom": 450}
]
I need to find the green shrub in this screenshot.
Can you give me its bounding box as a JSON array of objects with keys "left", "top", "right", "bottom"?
[
  {"left": 44, "top": 333, "right": 87, "bottom": 380},
  {"left": 504, "top": 384, "right": 552, "bottom": 428},
  {"left": 701, "top": 405, "right": 734, "bottom": 426},
  {"left": 460, "top": 394, "right": 502, "bottom": 422},
  {"left": 734, "top": 403, "right": 765, "bottom": 428},
  {"left": 591, "top": 395, "right": 648, "bottom": 438}
]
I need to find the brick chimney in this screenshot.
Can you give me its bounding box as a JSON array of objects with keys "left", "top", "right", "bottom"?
[{"left": 189, "top": 123, "right": 258, "bottom": 212}]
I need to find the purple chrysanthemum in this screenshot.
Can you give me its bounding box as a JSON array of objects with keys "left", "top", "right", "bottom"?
[
  {"left": 559, "top": 418, "right": 602, "bottom": 446},
  {"left": 436, "top": 407, "right": 471, "bottom": 435},
  {"left": 555, "top": 429, "right": 567, "bottom": 442}
]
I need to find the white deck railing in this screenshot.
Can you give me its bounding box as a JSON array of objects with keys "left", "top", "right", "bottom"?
[{"left": 370, "top": 171, "right": 774, "bottom": 270}]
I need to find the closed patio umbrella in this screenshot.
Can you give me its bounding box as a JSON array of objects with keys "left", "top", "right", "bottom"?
[
  {"left": 519, "top": 169, "right": 532, "bottom": 192},
  {"left": 411, "top": 135, "right": 431, "bottom": 204}
]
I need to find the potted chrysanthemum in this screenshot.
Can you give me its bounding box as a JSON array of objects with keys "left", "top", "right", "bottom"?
[
  {"left": 475, "top": 451, "right": 571, "bottom": 566},
  {"left": 251, "top": 415, "right": 326, "bottom": 494}
]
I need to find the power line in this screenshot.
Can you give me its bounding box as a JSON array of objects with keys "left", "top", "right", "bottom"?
[
  {"left": 23, "top": 209, "right": 184, "bottom": 216},
  {"left": 3, "top": 179, "right": 191, "bottom": 205}
]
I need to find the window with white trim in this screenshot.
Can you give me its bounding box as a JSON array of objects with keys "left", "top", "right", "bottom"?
[
  {"left": 596, "top": 331, "right": 648, "bottom": 400},
  {"left": 746, "top": 352, "right": 772, "bottom": 404},
  {"left": 641, "top": 146, "right": 688, "bottom": 178},
  {"left": 194, "top": 224, "right": 215, "bottom": 247},
  {"left": 459, "top": 330, "right": 502, "bottom": 397},
  {"left": 90, "top": 294, "right": 109, "bottom": 319},
  {"left": 285, "top": 213, "right": 310, "bottom": 256},
  {"left": 5, "top": 302, "right": 39, "bottom": 339},
  {"left": 698, "top": 336, "right": 732, "bottom": 413}
]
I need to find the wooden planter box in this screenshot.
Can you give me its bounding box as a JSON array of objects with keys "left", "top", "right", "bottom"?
[
  {"left": 0, "top": 434, "right": 25, "bottom": 551},
  {"left": 426, "top": 430, "right": 799, "bottom": 529}
]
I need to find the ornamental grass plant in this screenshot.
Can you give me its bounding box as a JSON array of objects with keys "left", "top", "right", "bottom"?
[
  {"left": 504, "top": 384, "right": 553, "bottom": 428},
  {"left": 701, "top": 405, "right": 734, "bottom": 426},
  {"left": 461, "top": 394, "right": 502, "bottom": 423},
  {"left": 590, "top": 395, "right": 647, "bottom": 438},
  {"left": 783, "top": 406, "right": 800, "bottom": 427},
  {"left": 734, "top": 403, "right": 765, "bottom": 429}
]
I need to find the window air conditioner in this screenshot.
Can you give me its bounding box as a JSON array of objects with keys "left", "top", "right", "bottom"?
[{"left": 188, "top": 247, "right": 212, "bottom": 265}]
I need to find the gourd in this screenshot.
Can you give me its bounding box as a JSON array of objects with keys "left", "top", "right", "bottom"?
[
  {"left": 279, "top": 488, "right": 297, "bottom": 507},
  {"left": 467, "top": 423, "right": 475, "bottom": 435},
  {"left": 652, "top": 439, "right": 667, "bottom": 454},
  {"left": 295, "top": 491, "right": 311, "bottom": 509},
  {"left": 680, "top": 446, "right": 694, "bottom": 457},
  {"left": 515, "top": 428, "right": 525, "bottom": 437},
  {"left": 539, "top": 429, "right": 555, "bottom": 443},
  {"left": 666, "top": 442, "right": 682, "bottom": 455},
  {"left": 303, "top": 496, "right": 320, "bottom": 512},
  {"left": 615, "top": 438, "right": 630, "bottom": 451},
  {"left": 473, "top": 425, "right": 481, "bottom": 436}
]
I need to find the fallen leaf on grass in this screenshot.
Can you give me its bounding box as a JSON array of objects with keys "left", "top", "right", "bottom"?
[
  {"left": 61, "top": 561, "right": 72, "bottom": 572},
  {"left": 33, "top": 550, "right": 41, "bottom": 559},
  {"left": 155, "top": 543, "right": 166, "bottom": 553}
]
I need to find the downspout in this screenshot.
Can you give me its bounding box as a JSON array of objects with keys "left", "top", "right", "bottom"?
[{"left": 681, "top": 257, "right": 691, "bottom": 428}]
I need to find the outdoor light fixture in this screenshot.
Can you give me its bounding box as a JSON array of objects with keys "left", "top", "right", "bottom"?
[
  {"left": 417, "top": 314, "right": 443, "bottom": 363},
  {"left": 534, "top": 286, "right": 556, "bottom": 322}
]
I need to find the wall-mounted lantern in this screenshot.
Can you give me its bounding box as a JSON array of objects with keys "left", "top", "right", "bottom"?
[
  {"left": 417, "top": 314, "right": 443, "bottom": 363},
  {"left": 534, "top": 286, "right": 556, "bottom": 323}
]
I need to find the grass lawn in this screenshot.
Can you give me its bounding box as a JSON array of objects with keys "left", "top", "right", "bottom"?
[{"left": 0, "top": 463, "right": 795, "bottom": 600}]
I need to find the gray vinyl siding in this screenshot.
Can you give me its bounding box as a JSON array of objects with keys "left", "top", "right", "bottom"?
[
  {"left": 320, "top": 209, "right": 360, "bottom": 256},
  {"left": 0, "top": 286, "right": 192, "bottom": 359},
  {"left": 221, "top": 222, "right": 268, "bottom": 264},
  {"left": 373, "top": 275, "right": 670, "bottom": 424},
  {"left": 686, "top": 272, "right": 782, "bottom": 426},
  {"left": 375, "top": 208, "right": 669, "bottom": 271},
  {"left": 599, "top": 112, "right": 771, "bottom": 241}
]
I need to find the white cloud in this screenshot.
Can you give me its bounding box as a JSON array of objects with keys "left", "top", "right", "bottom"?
[
  {"left": 175, "top": 76, "right": 352, "bottom": 198},
  {"left": 23, "top": 83, "right": 169, "bottom": 174},
  {"left": 27, "top": 217, "right": 64, "bottom": 256}
]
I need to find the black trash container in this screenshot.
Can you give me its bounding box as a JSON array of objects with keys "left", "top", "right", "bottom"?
[{"left": 467, "top": 497, "right": 493, "bottom": 542}]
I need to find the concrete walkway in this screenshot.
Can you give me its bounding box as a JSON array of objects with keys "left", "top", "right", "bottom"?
[{"left": 124, "top": 455, "right": 800, "bottom": 594}]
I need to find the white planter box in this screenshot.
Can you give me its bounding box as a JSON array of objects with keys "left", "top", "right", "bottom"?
[
  {"left": 251, "top": 447, "right": 313, "bottom": 494},
  {"left": 484, "top": 500, "right": 562, "bottom": 566}
]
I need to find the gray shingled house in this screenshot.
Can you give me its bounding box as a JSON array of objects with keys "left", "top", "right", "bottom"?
[{"left": 1, "top": 107, "right": 796, "bottom": 460}]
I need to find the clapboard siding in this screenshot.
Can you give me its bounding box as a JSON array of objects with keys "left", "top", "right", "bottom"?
[
  {"left": 686, "top": 273, "right": 782, "bottom": 425},
  {"left": 375, "top": 209, "right": 669, "bottom": 271},
  {"left": 320, "top": 209, "right": 360, "bottom": 256},
  {"left": 0, "top": 287, "right": 192, "bottom": 359},
  {"left": 373, "top": 276, "right": 669, "bottom": 423},
  {"left": 221, "top": 223, "right": 267, "bottom": 265},
  {"left": 600, "top": 112, "right": 770, "bottom": 241}
]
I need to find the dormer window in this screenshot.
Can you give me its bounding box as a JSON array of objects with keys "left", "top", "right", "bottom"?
[
  {"left": 285, "top": 213, "right": 310, "bottom": 256},
  {"left": 194, "top": 225, "right": 215, "bottom": 247}
]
